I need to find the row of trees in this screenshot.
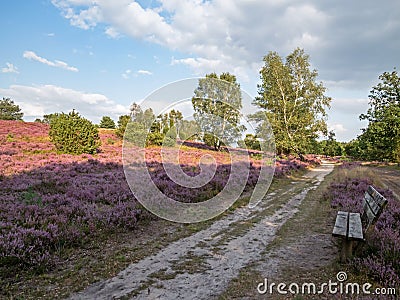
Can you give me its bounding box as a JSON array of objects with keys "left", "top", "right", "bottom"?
[{"left": 1, "top": 48, "right": 398, "bottom": 161}]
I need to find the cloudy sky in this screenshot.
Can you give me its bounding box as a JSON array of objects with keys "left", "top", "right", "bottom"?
[{"left": 1, "top": 1, "right": 399, "bottom": 141}]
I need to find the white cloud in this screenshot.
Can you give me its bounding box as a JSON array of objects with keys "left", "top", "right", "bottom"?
[
  {"left": 1, "top": 63, "right": 19, "bottom": 74},
  {"left": 51, "top": 0, "right": 400, "bottom": 86},
  {"left": 171, "top": 57, "right": 221, "bottom": 74},
  {"left": 328, "top": 123, "right": 347, "bottom": 133},
  {"left": 23, "top": 51, "right": 79, "bottom": 72},
  {"left": 122, "top": 69, "right": 132, "bottom": 79},
  {"left": 0, "top": 84, "right": 128, "bottom": 123},
  {"left": 105, "top": 27, "right": 121, "bottom": 38},
  {"left": 122, "top": 69, "right": 153, "bottom": 79},
  {"left": 137, "top": 69, "right": 152, "bottom": 75}
]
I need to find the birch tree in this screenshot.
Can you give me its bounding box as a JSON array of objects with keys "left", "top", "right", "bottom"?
[{"left": 252, "top": 48, "right": 331, "bottom": 155}]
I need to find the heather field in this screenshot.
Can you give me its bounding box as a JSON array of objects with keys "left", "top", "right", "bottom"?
[
  {"left": 0, "top": 120, "right": 319, "bottom": 271},
  {"left": 3, "top": 120, "right": 399, "bottom": 299}
]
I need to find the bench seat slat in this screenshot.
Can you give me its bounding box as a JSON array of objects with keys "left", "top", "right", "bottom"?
[
  {"left": 348, "top": 213, "right": 363, "bottom": 240},
  {"left": 332, "top": 211, "right": 348, "bottom": 237}
]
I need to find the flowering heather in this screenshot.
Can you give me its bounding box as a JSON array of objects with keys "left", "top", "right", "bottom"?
[
  {"left": 326, "top": 163, "right": 400, "bottom": 286},
  {"left": 0, "top": 120, "right": 319, "bottom": 268}
]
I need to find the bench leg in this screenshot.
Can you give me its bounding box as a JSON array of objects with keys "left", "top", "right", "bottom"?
[{"left": 340, "top": 239, "right": 354, "bottom": 262}]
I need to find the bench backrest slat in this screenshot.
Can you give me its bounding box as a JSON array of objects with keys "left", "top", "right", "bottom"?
[{"left": 362, "top": 185, "right": 388, "bottom": 230}]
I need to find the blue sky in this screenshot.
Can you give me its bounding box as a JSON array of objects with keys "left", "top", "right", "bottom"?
[{"left": 1, "top": 0, "right": 399, "bottom": 141}]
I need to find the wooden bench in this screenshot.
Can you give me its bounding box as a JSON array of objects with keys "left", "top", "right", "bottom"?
[{"left": 332, "top": 185, "right": 388, "bottom": 262}]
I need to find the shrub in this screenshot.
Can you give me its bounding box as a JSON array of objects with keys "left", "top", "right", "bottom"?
[
  {"left": 49, "top": 110, "right": 101, "bottom": 155},
  {"left": 116, "top": 115, "right": 131, "bottom": 138},
  {"left": 99, "top": 116, "right": 116, "bottom": 129},
  {"left": 163, "top": 136, "right": 176, "bottom": 147},
  {"left": 124, "top": 121, "right": 147, "bottom": 146},
  {"left": 147, "top": 132, "right": 164, "bottom": 146}
]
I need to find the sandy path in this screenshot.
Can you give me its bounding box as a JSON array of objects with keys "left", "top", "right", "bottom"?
[
  {"left": 375, "top": 167, "right": 400, "bottom": 200},
  {"left": 69, "top": 163, "right": 334, "bottom": 300}
]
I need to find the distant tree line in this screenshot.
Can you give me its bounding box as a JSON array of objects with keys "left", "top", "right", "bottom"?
[{"left": 1, "top": 49, "right": 398, "bottom": 161}]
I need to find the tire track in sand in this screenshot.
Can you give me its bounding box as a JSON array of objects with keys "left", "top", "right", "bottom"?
[{"left": 69, "top": 163, "right": 334, "bottom": 300}]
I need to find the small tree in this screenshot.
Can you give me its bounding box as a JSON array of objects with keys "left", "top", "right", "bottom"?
[
  {"left": 0, "top": 97, "right": 24, "bottom": 120},
  {"left": 49, "top": 110, "right": 101, "bottom": 154},
  {"left": 99, "top": 116, "right": 116, "bottom": 129},
  {"left": 243, "top": 134, "right": 261, "bottom": 151},
  {"left": 323, "top": 131, "right": 343, "bottom": 157},
  {"left": 116, "top": 115, "right": 131, "bottom": 138}
]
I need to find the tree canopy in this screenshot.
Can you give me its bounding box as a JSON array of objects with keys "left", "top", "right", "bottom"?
[
  {"left": 252, "top": 48, "right": 331, "bottom": 155},
  {"left": 357, "top": 69, "right": 400, "bottom": 162},
  {"left": 192, "top": 72, "right": 245, "bottom": 150},
  {"left": 0, "top": 97, "right": 24, "bottom": 120},
  {"left": 118, "top": 103, "right": 180, "bottom": 147},
  {"left": 99, "top": 116, "right": 116, "bottom": 129}
]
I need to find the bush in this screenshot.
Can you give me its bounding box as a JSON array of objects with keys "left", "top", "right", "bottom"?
[
  {"left": 116, "top": 115, "right": 131, "bottom": 138},
  {"left": 163, "top": 136, "right": 176, "bottom": 147},
  {"left": 124, "top": 121, "right": 147, "bottom": 146},
  {"left": 147, "top": 132, "right": 164, "bottom": 146},
  {"left": 99, "top": 116, "right": 116, "bottom": 129},
  {"left": 49, "top": 110, "right": 101, "bottom": 155}
]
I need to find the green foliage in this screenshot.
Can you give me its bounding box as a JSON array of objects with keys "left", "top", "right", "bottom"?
[
  {"left": 121, "top": 104, "right": 179, "bottom": 147},
  {"left": 322, "top": 131, "right": 343, "bottom": 156},
  {"left": 252, "top": 48, "right": 331, "bottom": 155},
  {"left": 146, "top": 132, "right": 164, "bottom": 146},
  {"left": 124, "top": 121, "right": 147, "bottom": 146},
  {"left": 0, "top": 97, "right": 24, "bottom": 120},
  {"left": 42, "top": 113, "right": 59, "bottom": 124},
  {"left": 344, "top": 139, "right": 363, "bottom": 158},
  {"left": 179, "top": 120, "right": 200, "bottom": 140},
  {"left": 115, "top": 115, "right": 131, "bottom": 138},
  {"left": 238, "top": 134, "right": 261, "bottom": 151},
  {"left": 6, "top": 133, "right": 14, "bottom": 142},
  {"left": 192, "top": 72, "right": 245, "bottom": 150},
  {"left": 99, "top": 116, "right": 116, "bottom": 129},
  {"left": 357, "top": 69, "right": 400, "bottom": 162},
  {"left": 49, "top": 110, "right": 101, "bottom": 155},
  {"left": 162, "top": 136, "right": 176, "bottom": 147}
]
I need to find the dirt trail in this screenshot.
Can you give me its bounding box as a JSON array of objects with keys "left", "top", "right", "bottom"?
[
  {"left": 374, "top": 167, "right": 400, "bottom": 200},
  {"left": 69, "top": 163, "right": 334, "bottom": 300}
]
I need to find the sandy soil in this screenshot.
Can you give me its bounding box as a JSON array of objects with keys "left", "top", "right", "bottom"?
[
  {"left": 68, "top": 163, "right": 335, "bottom": 300},
  {"left": 374, "top": 167, "right": 400, "bottom": 200}
]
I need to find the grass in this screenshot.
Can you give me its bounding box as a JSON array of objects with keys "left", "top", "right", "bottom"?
[
  {"left": 218, "top": 165, "right": 339, "bottom": 299},
  {"left": 218, "top": 163, "right": 396, "bottom": 299}
]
